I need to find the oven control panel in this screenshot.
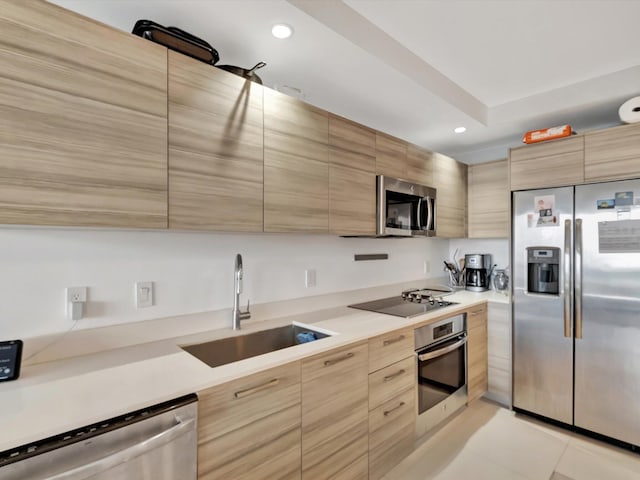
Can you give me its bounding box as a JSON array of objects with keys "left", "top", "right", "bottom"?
[{"left": 414, "top": 314, "right": 465, "bottom": 350}]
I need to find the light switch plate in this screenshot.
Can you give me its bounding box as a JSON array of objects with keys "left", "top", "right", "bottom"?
[
  {"left": 305, "top": 269, "right": 316, "bottom": 288},
  {"left": 135, "top": 281, "right": 154, "bottom": 308}
]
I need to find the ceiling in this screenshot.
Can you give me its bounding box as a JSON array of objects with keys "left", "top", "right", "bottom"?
[{"left": 50, "top": 0, "right": 640, "bottom": 164}]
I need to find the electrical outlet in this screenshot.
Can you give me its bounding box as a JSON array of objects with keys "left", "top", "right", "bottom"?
[
  {"left": 423, "top": 260, "right": 430, "bottom": 274},
  {"left": 135, "top": 281, "right": 154, "bottom": 308},
  {"left": 305, "top": 269, "right": 316, "bottom": 288},
  {"left": 66, "top": 286, "right": 87, "bottom": 303},
  {"left": 66, "top": 287, "right": 87, "bottom": 320}
]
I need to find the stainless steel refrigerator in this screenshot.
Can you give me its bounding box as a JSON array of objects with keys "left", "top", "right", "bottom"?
[{"left": 513, "top": 179, "right": 640, "bottom": 447}]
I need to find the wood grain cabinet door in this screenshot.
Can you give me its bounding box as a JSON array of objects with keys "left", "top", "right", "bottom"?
[
  {"left": 375, "top": 132, "right": 408, "bottom": 180},
  {"left": 328, "top": 114, "right": 376, "bottom": 235},
  {"left": 467, "top": 304, "right": 488, "bottom": 402},
  {"left": 197, "top": 362, "right": 302, "bottom": 480},
  {"left": 301, "top": 341, "right": 369, "bottom": 480},
  {"left": 433, "top": 152, "right": 468, "bottom": 238},
  {"left": 584, "top": 123, "right": 640, "bottom": 182},
  {"left": 407, "top": 144, "right": 434, "bottom": 187},
  {"left": 168, "top": 52, "right": 264, "bottom": 232},
  {"left": 509, "top": 136, "right": 584, "bottom": 190},
  {"left": 467, "top": 159, "right": 509, "bottom": 238},
  {"left": 264, "top": 88, "right": 329, "bottom": 233},
  {"left": 0, "top": 1, "right": 168, "bottom": 228}
]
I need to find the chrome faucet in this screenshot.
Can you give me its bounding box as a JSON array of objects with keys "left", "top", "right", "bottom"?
[{"left": 232, "top": 253, "right": 250, "bottom": 330}]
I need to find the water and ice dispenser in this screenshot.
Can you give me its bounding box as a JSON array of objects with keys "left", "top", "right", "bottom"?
[{"left": 526, "top": 247, "right": 560, "bottom": 295}]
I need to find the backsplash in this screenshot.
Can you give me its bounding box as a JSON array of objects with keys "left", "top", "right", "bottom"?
[
  {"left": 0, "top": 227, "right": 449, "bottom": 340},
  {"left": 448, "top": 238, "right": 510, "bottom": 276}
]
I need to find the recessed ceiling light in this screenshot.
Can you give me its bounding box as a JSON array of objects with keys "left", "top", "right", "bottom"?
[
  {"left": 272, "top": 24, "right": 293, "bottom": 39},
  {"left": 454, "top": 126, "right": 467, "bottom": 134}
]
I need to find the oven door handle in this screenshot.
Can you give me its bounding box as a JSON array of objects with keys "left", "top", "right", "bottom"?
[{"left": 417, "top": 336, "right": 467, "bottom": 361}]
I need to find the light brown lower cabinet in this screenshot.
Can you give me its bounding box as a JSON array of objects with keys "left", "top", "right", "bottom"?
[
  {"left": 301, "top": 341, "right": 369, "bottom": 480},
  {"left": 368, "top": 387, "right": 416, "bottom": 480},
  {"left": 197, "top": 362, "right": 302, "bottom": 480},
  {"left": 467, "top": 304, "right": 489, "bottom": 402}
]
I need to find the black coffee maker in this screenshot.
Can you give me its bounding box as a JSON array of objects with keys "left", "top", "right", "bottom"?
[{"left": 464, "top": 254, "right": 492, "bottom": 292}]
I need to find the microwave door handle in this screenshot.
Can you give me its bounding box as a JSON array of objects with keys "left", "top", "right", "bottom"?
[
  {"left": 426, "top": 196, "right": 433, "bottom": 231},
  {"left": 416, "top": 198, "right": 422, "bottom": 229}
]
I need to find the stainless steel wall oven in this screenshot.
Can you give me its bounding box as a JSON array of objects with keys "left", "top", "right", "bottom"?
[{"left": 415, "top": 314, "right": 467, "bottom": 437}]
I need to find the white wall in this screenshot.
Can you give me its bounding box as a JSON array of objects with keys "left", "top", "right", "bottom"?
[
  {"left": 0, "top": 227, "right": 449, "bottom": 339},
  {"left": 448, "top": 238, "right": 510, "bottom": 273}
]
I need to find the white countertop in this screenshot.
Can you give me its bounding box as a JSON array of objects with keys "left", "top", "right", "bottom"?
[{"left": 0, "top": 289, "right": 508, "bottom": 453}]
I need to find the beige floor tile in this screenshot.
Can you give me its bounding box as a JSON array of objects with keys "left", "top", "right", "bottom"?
[
  {"left": 555, "top": 442, "right": 640, "bottom": 480},
  {"left": 432, "top": 449, "right": 531, "bottom": 480},
  {"left": 563, "top": 435, "right": 640, "bottom": 476},
  {"left": 463, "top": 408, "right": 569, "bottom": 480}
]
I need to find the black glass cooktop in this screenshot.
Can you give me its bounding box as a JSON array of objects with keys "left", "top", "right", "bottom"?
[{"left": 348, "top": 289, "right": 458, "bottom": 318}]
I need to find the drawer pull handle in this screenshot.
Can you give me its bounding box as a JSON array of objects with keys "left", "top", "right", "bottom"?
[
  {"left": 383, "top": 335, "right": 405, "bottom": 346},
  {"left": 384, "top": 401, "right": 406, "bottom": 417},
  {"left": 234, "top": 378, "right": 279, "bottom": 399},
  {"left": 470, "top": 309, "right": 484, "bottom": 316},
  {"left": 324, "top": 352, "right": 354, "bottom": 366},
  {"left": 383, "top": 369, "right": 406, "bottom": 382}
]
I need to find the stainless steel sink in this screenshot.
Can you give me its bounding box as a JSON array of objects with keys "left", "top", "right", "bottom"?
[{"left": 181, "top": 324, "right": 331, "bottom": 368}]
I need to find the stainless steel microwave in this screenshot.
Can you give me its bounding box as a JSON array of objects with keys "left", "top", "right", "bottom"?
[{"left": 377, "top": 175, "right": 437, "bottom": 237}]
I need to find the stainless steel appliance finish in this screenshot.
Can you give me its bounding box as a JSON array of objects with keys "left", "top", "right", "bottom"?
[
  {"left": 415, "top": 314, "right": 467, "bottom": 437},
  {"left": 232, "top": 253, "right": 250, "bottom": 330},
  {"left": 348, "top": 287, "right": 457, "bottom": 318},
  {"left": 376, "top": 175, "right": 437, "bottom": 237},
  {"left": 464, "top": 253, "right": 492, "bottom": 292},
  {"left": 513, "top": 179, "right": 640, "bottom": 448},
  {"left": 0, "top": 394, "right": 198, "bottom": 480},
  {"left": 182, "top": 324, "right": 330, "bottom": 368}
]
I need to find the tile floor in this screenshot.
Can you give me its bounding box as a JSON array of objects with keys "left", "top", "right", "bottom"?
[{"left": 384, "top": 400, "right": 640, "bottom": 480}]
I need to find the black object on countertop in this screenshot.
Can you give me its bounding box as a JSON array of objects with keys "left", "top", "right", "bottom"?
[
  {"left": 132, "top": 20, "right": 220, "bottom": 65},
  {"left": 0, "top": 340, "right": 22, "bottom": 383}
]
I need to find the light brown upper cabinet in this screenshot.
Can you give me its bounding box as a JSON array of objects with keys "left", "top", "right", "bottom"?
[
  {"left": 584, "top": 123, "right": 640, "bottom": 182},
  {"left": 0, "top": 0, "right": 168, "bottom": 228},
  {"left": 264, "top": 88, "right": 329, "bottom": 233},
  {"left": 168, "top": 52, "right": 264, "bottom": 232},
  {"left": 406, "top": 144, "right": 434, "bottom": 187},
  {"left": 433, "top": 153, "right": 468, "bottom": 238},
  {"left": 467, "top": 159, "right": 509, "bottom": 238},
  {"left": 328, "top": 114, "right": 376, "bottom": 236},
  {"left": 509, "top": 136, "right": 584, "bottom": 191},
  {"left": 375, "top": 132, "right": 408, "bottom": 180}
]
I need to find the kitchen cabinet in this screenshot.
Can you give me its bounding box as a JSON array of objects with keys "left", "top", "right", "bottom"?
[
  {"left": 509, "top": 136, "right": 584, "bottom": 191},
  {"left": 433, "top": 152, "right": 468, "bottom": 238},
  {"left": 467, "top": 159, "right": 509, "bottom": 238},
  {"left": 197, "top": 361, "right": 302, "bottom": 480},
  {"left": 301, "top": 341, "right": 369, "bottom": 480},
  {"left": 486, "top": 302, "right": 511, "bottom": 407},
  {"left": 375, "top": 132, "right": 408, "bottom": 180},
  {"left": 407, "top": 144, "right": 434, "bottom": 187},
  {"left": 328, "top": 114, "right": 377, "bottom": 236},
  {"left": 264, "top": 88, "right": 329, "bottom": 233},
  {"left": 0, "top": 0, "right": 168, "bottom": 228},
  {"left": 367, "top": 328, "right": 416, "bottom": 480},
  {"left": 467, "top": 304, "right": 488, "bottom": 402},
  {"left": 168, "top": 52, "right": 264, "bottom": 232},
  {"left": 584, "top": 122, "right": 640, "bottom": 182}
]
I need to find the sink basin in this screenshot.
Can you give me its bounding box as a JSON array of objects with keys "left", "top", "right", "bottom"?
[{"left": 181, "top": 324, "right": 331, "bottom": 368}]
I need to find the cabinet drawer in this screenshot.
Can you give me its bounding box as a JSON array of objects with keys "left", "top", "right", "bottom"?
[
  {"left": 369, "top": 387, "right": 416, "bottom": 480},
  {"left": 369, "top": 355, "right": 415, "bottom": 411},
  {"left": 369, "top": 327, "right": 414, "bottom": 373},
  {"left": 197, "top": 361, "right": 301, "bottom": 479}
]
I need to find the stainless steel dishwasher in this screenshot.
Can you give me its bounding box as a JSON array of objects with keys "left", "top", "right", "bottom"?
[{"left": 0, "top": 393, "right": 197, "bottom": 480}]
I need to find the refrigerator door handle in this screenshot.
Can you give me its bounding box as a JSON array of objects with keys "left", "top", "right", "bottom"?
[
  {"left": 564, "top": 219, "right": 572, "bottom": 338},
  {"left": 575, "top": 218, "right": 583, "bottom": 339}
]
